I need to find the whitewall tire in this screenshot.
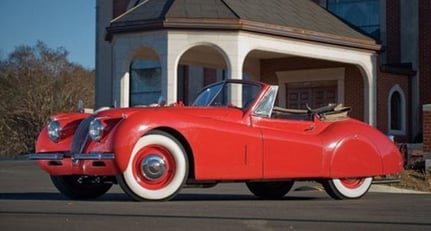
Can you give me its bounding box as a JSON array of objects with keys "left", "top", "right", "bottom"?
[
  {"left": 323, "top": 177, "right": 372, "bottom": 200},
  {"left": 118, "top": 130, "right": 188, "bottom": 201}
]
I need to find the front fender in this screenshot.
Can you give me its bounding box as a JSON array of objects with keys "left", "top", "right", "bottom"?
[
  {"left": 111, "top": 111, "right": 190, "bottom": 173},
  {"left": 112, "top": 117, "right": 151, "bottom": 172},
  {"left": 36, "top": 113, "right": 90, "bottom": 153}
]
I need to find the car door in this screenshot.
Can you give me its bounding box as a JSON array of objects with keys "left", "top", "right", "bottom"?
[
  {"left": 251, "top": 115, "right": 324, "bottom": 179},
  {"left": 187, "top": 109, "right": 264, "bottom": 181}
]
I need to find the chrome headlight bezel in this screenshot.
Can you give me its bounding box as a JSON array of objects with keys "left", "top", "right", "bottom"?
[
  {"left": 89, "top": 118, "right": 105, "bottom": 142},
  {"left": 47, "top": 120, "right": 62, "bottom": 143}
]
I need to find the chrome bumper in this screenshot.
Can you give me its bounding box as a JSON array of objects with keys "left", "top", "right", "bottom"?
[{"left": 29, "top": 153, "right": 115, "bottom": 160}]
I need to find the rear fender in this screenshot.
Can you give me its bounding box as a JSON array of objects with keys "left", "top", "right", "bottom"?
[{"left": 330, "top": 135, "right": 383, "bottom": 178}]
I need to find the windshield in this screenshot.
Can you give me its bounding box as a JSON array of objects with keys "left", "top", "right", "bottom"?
[{"left": 192, "top": 82, "right": 262, "bottom": 110}]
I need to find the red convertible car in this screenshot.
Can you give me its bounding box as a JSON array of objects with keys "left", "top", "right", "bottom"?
[{"left": 30, "top": 80, "right": 403, "bottom": 201}]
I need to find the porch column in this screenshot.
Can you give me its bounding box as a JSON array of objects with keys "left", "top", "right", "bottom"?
[
  {"left": 111, "top": 39, "right": 130, "bottom": 108},
  {"left": 226, "top": 45, "right": 245, "bottom": 105},
  {"left": 161, "top": 49, "right": 177, "bottom": 104},
  {"left": 359, "top": 54, "right": 378, "bottom": 127},
  {"left": 163, "top": 34, "right": 177, "bottom": 104}
]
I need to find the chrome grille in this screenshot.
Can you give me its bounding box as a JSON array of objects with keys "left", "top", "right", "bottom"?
[{"left": 70, "top": 115, "right": 95, "bottom": 154}]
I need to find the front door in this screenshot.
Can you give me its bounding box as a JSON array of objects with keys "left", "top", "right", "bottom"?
[{"left": 251, "top": 116, "right": 324, "bottom": 179}]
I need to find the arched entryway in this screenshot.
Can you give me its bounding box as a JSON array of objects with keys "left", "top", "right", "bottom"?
[
  {"left": 176, "top": 44, "right": 229, "bottom": 105},
  {"left": 242, "top": 50, "right": 369, "bottom": 121}
]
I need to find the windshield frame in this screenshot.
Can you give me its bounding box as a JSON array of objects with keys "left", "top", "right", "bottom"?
[
  {"left": 192, "top": 80, "right": 263, "bottom": 111},
  {"left": 252, "top": 85, "right": 278, "bottom": 118}
]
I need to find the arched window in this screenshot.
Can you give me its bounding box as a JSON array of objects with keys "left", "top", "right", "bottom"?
[
  {"left": 388, "top": 85, "right": 406, "bottom": 135},
  {"left": 129, "top": 59, "right": 161, "bottom": 106},
  {"left": 390, "top": 92, "right": 402, "bottom": 130}
]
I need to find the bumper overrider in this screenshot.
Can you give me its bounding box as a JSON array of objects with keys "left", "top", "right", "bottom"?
[{"left": 29, "top": 115, "right": 120, "bottom": 176}]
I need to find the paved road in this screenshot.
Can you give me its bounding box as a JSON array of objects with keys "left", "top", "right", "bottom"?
[{"left": 1, "top": 160, "right": 430, "bottom": 231}]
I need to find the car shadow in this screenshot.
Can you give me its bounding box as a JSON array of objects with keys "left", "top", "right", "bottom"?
[
  {"left": 175, "top": 193, "right": 319, "bottom": 201},
  {"left": 0, "top": 192, "right": 320, "bottom": 201}
]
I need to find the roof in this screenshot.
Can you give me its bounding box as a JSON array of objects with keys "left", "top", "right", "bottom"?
[{"left": 107, "top": 0, "right": 380, "bottom": 50}]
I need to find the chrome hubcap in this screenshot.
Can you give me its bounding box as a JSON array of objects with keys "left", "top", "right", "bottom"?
[{"left": 141, "top": 154, "right": 166, "bottom": 180}]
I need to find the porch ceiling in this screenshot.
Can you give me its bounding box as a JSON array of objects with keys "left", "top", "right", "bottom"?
[
  {"left": 246, "top": 50, "right": 292, "bottom": 59},
  {"left": 107, "top": 0, "right": 381, "bottom": 51}
]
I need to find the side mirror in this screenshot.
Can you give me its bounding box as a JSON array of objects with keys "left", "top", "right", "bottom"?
[{"left": 77, "top": 100, "right": 84, "bottom": 113}]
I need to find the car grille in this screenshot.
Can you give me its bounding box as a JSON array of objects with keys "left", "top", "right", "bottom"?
[{"left": 70, "top": 115, "right": 95, "bottom": 154}]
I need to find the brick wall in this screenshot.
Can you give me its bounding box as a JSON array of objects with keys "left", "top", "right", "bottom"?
[
  {"left": 343, "top": 65, "right": 364, "bottom": 121},
  {"left": 376, "top": 69, "right": 410, "bottom": 142},
  {"left": 420, "top": 0, "right": 431, "bottom": 105},
  {"left": 113, "top": 0, "right": 130, "bottom": 19},
  {"left": 259, "top": 56, "right": 411, "bottom": 140},
  {"left": 423, "top": 105, "right": 431, "bottom": 153},
  {"left": 386, "top": 0, "right": 401, "bottom": 64}
]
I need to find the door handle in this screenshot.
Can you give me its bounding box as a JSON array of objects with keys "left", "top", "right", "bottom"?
[{"left": 305, "top": 124, "right": 315, "bottom": 131}]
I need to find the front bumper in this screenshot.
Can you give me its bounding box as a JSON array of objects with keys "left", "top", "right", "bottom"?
[
  {"left": 29, "top": 153, "right": 115, "bottom": 161},
  {"left": 29, "top": 153, "right": 119, "bottom": 176}
]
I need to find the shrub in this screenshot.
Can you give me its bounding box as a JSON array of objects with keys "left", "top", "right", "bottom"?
[{"left": 0, "top": 41, "right": 94, "bottom": 157}]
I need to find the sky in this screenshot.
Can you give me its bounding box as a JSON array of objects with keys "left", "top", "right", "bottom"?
[{"left": 0, "top": 0, "right": 96, "bottom": 69}]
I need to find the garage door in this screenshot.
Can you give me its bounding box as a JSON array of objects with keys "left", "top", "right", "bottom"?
[{"left": 286, "top": 81, "right": 337, "bottom": 109}]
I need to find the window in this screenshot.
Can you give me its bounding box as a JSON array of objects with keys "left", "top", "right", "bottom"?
[
  {"left": 390, "top": 92, "right": 402, "bottom": 130},
  {"left": 129, "top": 59, "right": 162, "bottom": 106},
  {"left": 388, "top": 85, "right": 406, "bottom": 135},
  {"left": 327, "top": 0, "right": 380, "bottom": 40}
]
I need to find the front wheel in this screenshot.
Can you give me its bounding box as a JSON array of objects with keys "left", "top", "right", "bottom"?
[
  {"left": 246, "top": 181, "right": 294, "bottom": 199},
  {"left": 50, "top": 175, "right": 113, "bottom": 200},
  {"left": 322, "top": 177, "right": 372, "bottom": 200},
  {"left": 117, "top": 130, "right": 189, "bottom": 201}
]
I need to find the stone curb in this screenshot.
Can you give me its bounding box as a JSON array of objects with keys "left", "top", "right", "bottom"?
[
  {"left": 369, "top": 184, "right": 430, "bottom": 194},
  {"left": 294, "top": 184, "right": 430, "bottom": 194}
]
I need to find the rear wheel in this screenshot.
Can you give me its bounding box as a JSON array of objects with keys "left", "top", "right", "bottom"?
[
  {"left": 322, "top": 177, "right": 372, "bottom": 200},
  {"left": 50, "top": 175, "right": 112, "bottom": 200},
  {"left": 246, "top": 181, "right": 294, "bottom": 199},
  {"left": 118, "top": 130, "right": 189, "bottom": 201}
]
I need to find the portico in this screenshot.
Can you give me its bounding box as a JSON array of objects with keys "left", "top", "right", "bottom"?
[{"left": 101, "top": 0, "right": 381, "bottom": 125}]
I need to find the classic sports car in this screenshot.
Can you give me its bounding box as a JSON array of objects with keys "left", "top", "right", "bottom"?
[{"left": 30, "top": 79, "right": 403, "bottom": 201}]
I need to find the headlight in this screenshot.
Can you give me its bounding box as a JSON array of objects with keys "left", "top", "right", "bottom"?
[
  {"left": 47, "top": 120, "right": 62, "bottom": 143},
  {"left": 89, "top": 118, "right": 104, "bottom": 142}
]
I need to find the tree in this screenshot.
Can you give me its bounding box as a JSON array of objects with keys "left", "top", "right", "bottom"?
[{"left": 0, "top": 41, "right": 95, "bottom": 157}]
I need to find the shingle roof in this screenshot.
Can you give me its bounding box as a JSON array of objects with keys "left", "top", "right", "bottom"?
[{"left": 107, "top": 0, "right": 380, "bottom": 50}]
